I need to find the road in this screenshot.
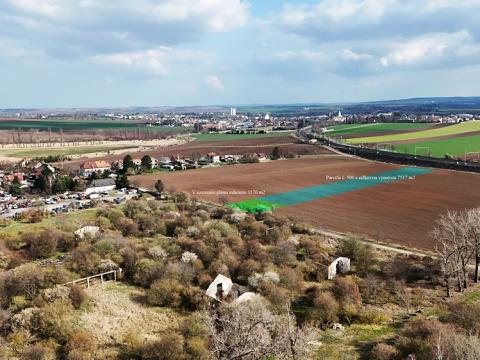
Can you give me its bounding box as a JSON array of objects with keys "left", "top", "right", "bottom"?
[{"left": 1, "top": 192, "right": 136, "bottom": 219}]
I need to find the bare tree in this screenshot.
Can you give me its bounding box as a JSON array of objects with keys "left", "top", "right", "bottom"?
[
  {"left": 204, "top": 299, "right": 315, "bottom": 360},
  {"left": 433, "top": 211, "right": 464, "bottom": 297},
  {"left": 466, "top": 208, "right": 480, "bottom": 283}
]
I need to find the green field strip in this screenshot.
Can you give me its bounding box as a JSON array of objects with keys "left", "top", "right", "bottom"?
[
  {"left": 393, "top": 133, "right": 480, "bottom": 158},
  {"left": 227, "top": 199, "right": 284, "bottom": 213},
  {"left": 325, "top": 123, "right": 433, "bottom": 137},
  {"left": 0, "top": 120, "right": 187, "bottom": 132},
  {"left": 229, "top": 167, "right": 431, "bottom": 213},
  {"left": 347, "top": 121, "right": 480, "bottom": 144}
]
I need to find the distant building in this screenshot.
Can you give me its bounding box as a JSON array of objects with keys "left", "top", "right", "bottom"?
[
  {"left": 207, "top": 152, "right": 221, "bottom": 163},
  {"left": 80, "top": 160, "right": 111, "bottom": 177},
  {"left": 85, "top": 178, "right": 116, "bottom": 195},
  {"left": 332, "top": 111, "right": 346, "bottom": 123},
  {"left": 230, "top": 107, "right": 237, "bottom": 116}
]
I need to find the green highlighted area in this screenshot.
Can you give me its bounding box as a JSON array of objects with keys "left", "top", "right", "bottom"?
[{"left": 228, "top": 167, "right": 432, "bottom": 214}]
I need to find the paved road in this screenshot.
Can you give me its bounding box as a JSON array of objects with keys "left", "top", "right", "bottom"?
[{"left": 1, "top": 193, "right": 135, "bottom": 219}]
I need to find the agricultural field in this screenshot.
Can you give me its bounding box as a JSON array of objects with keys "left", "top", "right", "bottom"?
[
  {"left": 193, "top": 131, "right": 291, "bottom": 142},
  {"left": 0, "top": 118, "right": 188, "bottom": 133},
  {"left": 347, "top": 120, "right": 480, "bottom": 144},
  {"left": 130, "top": 156, "right": 480, "bottom": 250},
  {"left": 324, "top": 122, "right": 435, "bottom": 138},
  {"left": 0, "top": 145, "right": 134, "bottom": 160},
  {"left": 392, "top": 133, "right": 480, "bottom": 158},
  {"left": 339, "top": 120, "right": 480, "bottom": 158},
  {"left": 62, "top": 134, "right": 325, "bottom": 171}
]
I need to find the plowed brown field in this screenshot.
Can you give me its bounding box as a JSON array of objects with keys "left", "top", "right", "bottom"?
[
  {"left": 131, "top": 156, "right": 480, "bottom": 250},
  {"left": 61, "top": 135, "right": 327, "bottom": 170}
]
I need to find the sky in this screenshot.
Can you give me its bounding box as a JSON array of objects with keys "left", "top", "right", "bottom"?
[{"left": 1, "top": 0, "right": 480, "bottom": 108}]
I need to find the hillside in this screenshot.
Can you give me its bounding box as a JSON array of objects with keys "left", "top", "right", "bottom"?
[{"left": 0, "top": 196, "right": 479, "bottom": 359}]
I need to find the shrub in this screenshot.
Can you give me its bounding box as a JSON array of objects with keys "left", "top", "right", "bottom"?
[
  {"left": 65, "top": 330, "right": 96, "bottom": 360},
  {"left": 309, "top": 291, "right": 339, "bottom": 326},
  {"left": 147, "top": 279, "right": 184, "bottom": 308},
  {"left": 25, "top": 231, "right": 58, "bottom": 259},
  {"left": 0, "top": 251, "right": 9, "bottom": 270},
  {"left": 370, "top": 343, "right": 398, "bottom": 360},
  {"left": 133, "top": 258, "right": 164, "bottom": 287},
  {"left": 32, "top": 300, "right": 73, "bottom": 341},
  {"left": 142, "top": 334, "right": 185, "bottom": 360},
  {"left": 92, "top": 239, "right": 118, "bottom": 258},
  {"left": 333, "top": 277, "right": 361, "bottom": 306},
  {"left": 69, "top": 285, "right": 87, "bottom": 309},
  {"left": 21, "top": 345, "right": 47, "bottom": 360}
]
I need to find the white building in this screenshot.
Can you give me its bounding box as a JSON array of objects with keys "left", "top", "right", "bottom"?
[
  {"left": 85, "top": 178, "right": 116, "bottom": 195},
  {"left": 80, "top": 160, "right": 111, "bottom": 177},
  {"left": 328, "top": 257, "right": 351, "bottom": 280},
  {"left": 230, "top": 107, "right": 237, "bottom": 116},
  {"left": 74, "top": 226, "right": 101, "bottom": 239},
  {"left": 206, "top": 274, "right": 234, "bottom": 301}
]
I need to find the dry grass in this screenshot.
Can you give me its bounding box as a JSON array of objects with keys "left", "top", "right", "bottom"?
[{"left": 77, "top": 282, "right": 179, "bottom": 346}]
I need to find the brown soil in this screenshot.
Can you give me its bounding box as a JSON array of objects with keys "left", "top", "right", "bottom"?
[
  {"left": 131, "top": 156, "right": 480, "bottom": 250},
  {"left": 61, "top": 136, "right": 328, "bottom": 170}
]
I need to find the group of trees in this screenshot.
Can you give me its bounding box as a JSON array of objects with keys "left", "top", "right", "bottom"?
[{"left": 433, "top": 208, "right": 480, "bottom": 297}]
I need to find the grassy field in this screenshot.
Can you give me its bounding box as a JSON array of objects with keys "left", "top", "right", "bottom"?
[
  {"left": 0, "top": 145, "right": 135, "bottom": 159},
  {"left": 0, "top": 119, "right": 188, "bottom": 132},
  {"left": 393, "top": 133, "right": 480, "bottom": 158},
  {"left": 325, "top": 123, "right": 434, "bottom": 137},
  {"left": 348, "top": 121, "right": 480, "bottom": 144},
  {"left": 193, "top": 131, "right": 291, "bottom": 142},
  {"left": 0, "top": 208, "right": 98, "bottom": 238}
]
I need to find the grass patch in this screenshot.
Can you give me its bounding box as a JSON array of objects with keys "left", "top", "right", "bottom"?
[
  {"left": 0, "top": 119, "right": 188, "bottom": 132},
  {"left": 0, "top": 208, "right": 98, "bottom": 238},
  {"left": 392, "top": 133, "right": 480, "bottom": 158},
  {"left": 326, "top": 123, "right": 433, "bottom": 137},
  {"left": 0, "top": 145, "right": 135, "bottom": 159},
  {"left": 227, "top": 199, "right": 282, "bottom": 213},
  {"left": 194, "top": 131, "right": 291, "bottom": 142},
  {"left": 314, "top": 324, "right": 395, "bottom": 359},
  {"left": 348, "top": 120, "right": 480, "bottom": 144},
  {"left": 78, "top": 282, "right": 180, "bottom": 346}
]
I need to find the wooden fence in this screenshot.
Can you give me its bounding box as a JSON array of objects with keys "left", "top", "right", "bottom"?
[{"left": 60, "top": 269, "right": 122, "bottom": 288}]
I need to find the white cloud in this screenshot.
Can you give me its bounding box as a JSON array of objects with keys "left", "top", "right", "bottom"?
[
  {"left": 206, "top": 75, "right": 224, "bottom": 90},
  {"left": 0, "top": 0, "right": 251, "bottom": 58},
  {"left": 92, "top": 47, "right": 207, "bottom": 75},
  {"left": 380, "top": 31, "right": 478, "bottom": 68}
]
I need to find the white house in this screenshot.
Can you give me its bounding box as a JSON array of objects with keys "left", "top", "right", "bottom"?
[
  {"left": 207, "top": 152, "right": 221, "bottom": 163},
  {"left": 80, "top": 160, "right": 111, "bottom": 177},
  {"left": 85, "top": 178, "right": 116, "bottom": 195}
]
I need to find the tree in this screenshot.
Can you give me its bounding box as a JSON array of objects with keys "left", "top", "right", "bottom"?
[
  {"left": 466, "top": 208, "right": 480, "bottom": 283},
  {"left": 116, "top": 173, "right": 129, "bottom": 189},
  {"left": 204, "top": 300, "right": 315, "bottom": 360},
  {"left": 9, "top": 177, "right": 22, "bottom": 196},
  {"left": 33, "top": 175, "right": 49, "bottom": 193},
  {"left": 271, "top": 146, "right": 282, "bottom": 160},
  {"left": 141, "top": 155, "right": 153, "bottom": 170},
  {"left": 122, "top": 154, "right": 135, "bottom": 173},
  {"left": 154, "top": 179, "right": 164, "bottom": 194},
  {"left": 433, "top": 211, "right": 468, "bottom": 296}
]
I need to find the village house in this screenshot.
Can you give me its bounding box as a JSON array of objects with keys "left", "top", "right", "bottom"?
[
  {"left": 207, "top": 152, "right": 220, "bottom": 163},
  {"left": 80, "top": 160, "right": 111, "bottom": 177},
  {"left": 84, "top": 178, "right": 116, "bottom": 195}
]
